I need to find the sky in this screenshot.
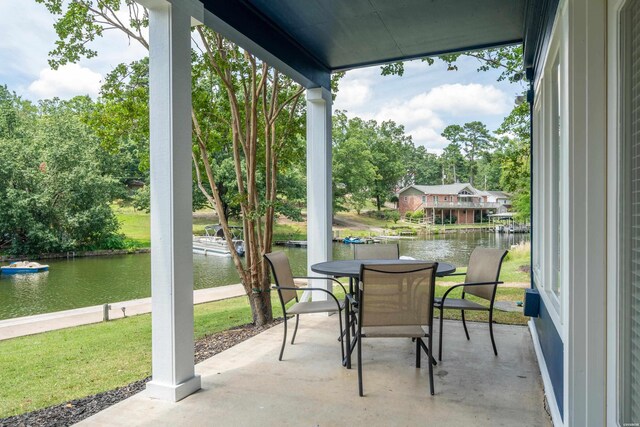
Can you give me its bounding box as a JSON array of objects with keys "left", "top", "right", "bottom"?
[{"left": 0, "top": 1, "right": 524, "bottom": 154}]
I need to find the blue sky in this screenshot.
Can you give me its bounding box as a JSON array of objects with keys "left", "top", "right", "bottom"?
[{"left": 0, "top": 1, "right": 524, "bottom": 154}]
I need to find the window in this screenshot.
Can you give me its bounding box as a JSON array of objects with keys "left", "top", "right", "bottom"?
[
  {"left": 620, "top": 0, "right": 640, "bottom": 421},
  {"left": 533, "top": 86, "right": 544, "bottom": 283},
  {"left": 403, "top": 196, "right": 407, "bottom": 202},
  {"left": 434, "top": 196, "right": 438, "bottom": 202},
  {"left": 421, "top": 196, "right": 426, "bottom": 203}
]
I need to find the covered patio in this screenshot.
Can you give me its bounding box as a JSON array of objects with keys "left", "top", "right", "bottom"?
[
  {"left": 126, "top": 0, "right": 569, "bottom": 425},
  {"left": 80, "top": 316, "right": 550, "bottom": 426}
]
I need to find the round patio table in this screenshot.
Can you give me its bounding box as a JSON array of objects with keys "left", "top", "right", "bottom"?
[
  {"left": 310, "top": 259, "right": 456, "bottom": 279},
  {"left": 311, "top": 259, "right": 455, "bottom": 369}
]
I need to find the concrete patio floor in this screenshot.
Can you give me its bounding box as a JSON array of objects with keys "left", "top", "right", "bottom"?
[{"left": 80, "top": 315, "right": 551, "bottom": 427}]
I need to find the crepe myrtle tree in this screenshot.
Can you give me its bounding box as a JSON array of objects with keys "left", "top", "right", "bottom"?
[{"left": 36, "top": 0, "right": 326, "bottom": 326}]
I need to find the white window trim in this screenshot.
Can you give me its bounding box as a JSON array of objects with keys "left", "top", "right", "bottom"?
[{"left": 607, "top": 0, "right": 626, "bottom": 423}]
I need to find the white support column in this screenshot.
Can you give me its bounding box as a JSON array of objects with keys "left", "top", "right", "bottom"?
[
  {"left": 145, "top": 0, "right": 202, "bottom": 402},
  {"left": 306, "top": 87, "right": 332, "bottom": 300}
]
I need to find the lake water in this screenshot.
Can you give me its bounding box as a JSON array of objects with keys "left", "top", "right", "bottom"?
[{"left": 0, "top": 232, "right": 528, "bottom": 320}]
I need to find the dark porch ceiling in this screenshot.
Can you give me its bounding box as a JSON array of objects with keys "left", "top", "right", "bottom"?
[{"left": 201, "top": 0, "right": 529, "bottom": 89}]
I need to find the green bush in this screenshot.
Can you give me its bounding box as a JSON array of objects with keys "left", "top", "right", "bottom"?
[
  {"left": 386, "top": 210, "right": 400, "bottom": 223},
  {"left": 410, "top": 210, "right": 424, "bottom": 220}
]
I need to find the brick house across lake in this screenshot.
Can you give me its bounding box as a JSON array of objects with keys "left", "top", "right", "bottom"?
[{"left": 397, "top": 183, "right": 511, "bottom": 224}]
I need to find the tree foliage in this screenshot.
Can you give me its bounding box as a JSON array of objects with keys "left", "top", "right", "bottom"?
[
  {"left": 0, "top": 87, "right": 124, "bottom": 254},
  {"left": 36, "top": 0, "right": 308, "bottom": 325},
  {"left": 496, "top": 102, "right": 531, "bottom": 220},
  {"left": 441, "top": 121, "right": 494, "bottom": 186},
  {"left": 380, "top": 45, "right": 525, "bottom": 84}
]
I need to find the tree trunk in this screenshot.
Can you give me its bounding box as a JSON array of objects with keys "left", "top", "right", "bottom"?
[
  {"left": 376, "top": 195, "right": 382, "bottom": 211},
  {"left": 247, "top": 283, "right": 273, "bottom": 326}
]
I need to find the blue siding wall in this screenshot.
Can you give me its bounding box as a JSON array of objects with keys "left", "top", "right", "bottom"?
[{"left": 533, "top": 299, "right": 564, "bottom": 418}]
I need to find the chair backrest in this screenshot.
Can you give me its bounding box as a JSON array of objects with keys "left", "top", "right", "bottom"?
[
  {"left": 264, "top": 251, "right": 298, "bottom": 304},
  {"left": 359, "top": 262, "right": 438, "bottom": 328},
  {"left": 354, "top": 243, "right": 400, "bottom": 260},
  {"left": 463, "top": 247, "right": 509, "bottom": 300}
]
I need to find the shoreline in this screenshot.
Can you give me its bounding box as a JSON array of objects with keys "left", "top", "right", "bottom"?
[
  {"left": 0, "top": 284, "right": 245, "bottom": 341},
  {"left": 0, "top": 248, "right": 150, "bottom": 263}
]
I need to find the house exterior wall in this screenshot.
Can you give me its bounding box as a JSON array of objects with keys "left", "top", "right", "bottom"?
[
  {"left": 529, "top": 0, "right": 609, "bottom": 425},
  {"left": 398, "top": 188, "right": 426, "bottom": 216}
]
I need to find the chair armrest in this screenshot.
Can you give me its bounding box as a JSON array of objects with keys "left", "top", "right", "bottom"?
[
  {"left": 293, "top": 276, "right": 348, "bottom": 295},
  {"left": 436, "top": 281, "right": 503, "bottom": 305},
  {"left": 273, "top": 286, "right": 343, "bottom": 311}
]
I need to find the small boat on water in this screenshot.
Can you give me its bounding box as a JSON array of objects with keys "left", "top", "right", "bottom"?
[
  {"left": 1, "top": 261, "right": 49, "bottom": 274},
  {"left": 343, "top": 236, "right": 364, "bottom": 244},
  {"left": 193, "top": 225, "right": 245, "bottom": 257}
]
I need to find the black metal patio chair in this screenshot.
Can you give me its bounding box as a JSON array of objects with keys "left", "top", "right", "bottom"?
[
  {"left": 433, "top": 247, "right": 508, "bottom": 361},
  {"left": 264, "top": 251, "right": 347, "bottom": 362}
]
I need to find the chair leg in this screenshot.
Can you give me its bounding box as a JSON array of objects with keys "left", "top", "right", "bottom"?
[
  {"left": 279, "top": 316, "right": 288, "bottom": 361},
  {"left": 291, "top": 314, "right": 299, "bottom": 345},
  {"left": 418, "top": 338, "right": 437, "bottom": 366},
  {"left": 438, "top": 307, "right": 445, "bottom": 361},
  {"left": 357, "top": 334, "right": 363, "bottom": 397},
  {"left": 489, "top": 310, "right": 498, "bottom": 356},
  {"left": 338, "top": 309, "right": 345, "bottom": 362},
  {"left": 427, "top": 335, "right": 435, "bottom": 395},
  {"left": 461, "top": 310, "right": 470, "bottom": 340},
  {"left": 416, "top": 338, "right": 421, "bottom": 368},
  {"left": 345, "top": 303, "right": 352, "bottom": 369}
]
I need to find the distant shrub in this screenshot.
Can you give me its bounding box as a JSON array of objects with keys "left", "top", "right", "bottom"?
[
  {"left": 387, "top": 211, "right": 400, "bottom": 223},
  {"left": 410, "top": 210, "right": 424, "bottom": 220}
]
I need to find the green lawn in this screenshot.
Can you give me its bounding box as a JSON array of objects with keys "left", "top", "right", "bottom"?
[
  {"left": 0, "top": 283, "right": 527, "bottom": 418},
  {"left": 114, "top": 205, "right": 308, "bottom": 246},
  {"left": 114, "top": 205, "right": 151, "bottom": 247},
  {"left": 0, "top": 295, "right": 283, "bottom": 418}
]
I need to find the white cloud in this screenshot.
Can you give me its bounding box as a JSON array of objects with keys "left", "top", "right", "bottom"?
[
  {"left": 28, "top": 64, "right": 103, "bottom": 99},
  {"left": 334, "top": 67, "right": 379, "bottom": 111},
  {"left": 422, "top": 83, "right": 510, "bottom": 115},
  {"left": 355, "top": 82, "right": 510, "bottom": 149},
  {"left": 408, "top": 126, "right": 449, "bottom": 151},
  {"left": 336, "top": 79, "right": 372, "bottom": 110},
  {"left": 0, "top": 1, "right": 147, "bottom": 100}
]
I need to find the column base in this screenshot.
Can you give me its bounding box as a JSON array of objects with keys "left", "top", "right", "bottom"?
[{"left": 146, "top": 374, "right": 201, "bottom": 402}]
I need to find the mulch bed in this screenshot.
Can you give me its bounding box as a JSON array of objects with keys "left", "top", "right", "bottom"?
[{"left": 0, "top": 319, "right": 282, "bottom": 427}]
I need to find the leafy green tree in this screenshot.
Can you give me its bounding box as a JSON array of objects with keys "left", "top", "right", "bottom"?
[
  {"left": 370, "top": 120, "right": 410, "bottom": 210},
  {"left": 332, "top": 114, "right": 377, "bottom": 213},
  {"left": 332, "top": 113, "right": 411, "bottom": 212},
  {"left": 440, "top": 141, "right": 467, "bottom": 184},
  {"left": 497, "top": 102, "right": 531, "bottom": 220},
  {"left": 36, "top": 0, "right": 309, "bottom": 325},
  {"left": 399, "top": 145, "right": 442, "bottom": 187},
  {"left": 0, "top": 88, "right": 123, "bottom": 254},
  {"left": 441, "top": 122, "right": 493, "bottom": 185}
]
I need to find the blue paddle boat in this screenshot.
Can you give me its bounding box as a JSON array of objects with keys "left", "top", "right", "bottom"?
[
  {"left": 343, "top": 236, "right": 364, "bottom": 244},
  {"left": 1, "top": 261, "right": 49, "bottom": 274}
]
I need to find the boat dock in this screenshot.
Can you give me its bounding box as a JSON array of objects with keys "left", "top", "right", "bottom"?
[{"left": 274, "top": 240, "right": 308, "bottom": 247}]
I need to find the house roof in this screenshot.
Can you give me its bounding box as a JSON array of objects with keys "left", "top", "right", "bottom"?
[
  {"left": 398, "top": 183, "right": 478, "bottom": 196},
  {"left": 201, "top": 0, "right": 529, "bottom": 89},
  {"left": 485, "top": 190, "right": 511, "bottom": 199}
]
